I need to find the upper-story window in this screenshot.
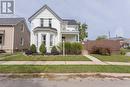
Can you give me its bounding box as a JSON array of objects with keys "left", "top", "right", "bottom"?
[
  {"left": 40, "top": 18, "right": 52, "bottom": 28},
  {"left": 0, "top": 34, "right": 3, "bottom": 45},
  {"left": 40, "top": 18, "right": 44, "bottom": 27},
  {"left": 21, "top": 24, "right": 24, "bottom": 32},
  {"left": 20, "top": 37, "right": 24, "bottom": 46}
]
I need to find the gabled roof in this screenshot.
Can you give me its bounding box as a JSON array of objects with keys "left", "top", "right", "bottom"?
[
  {"left": 0, "top": 18, "right": 25, "bottom": 25},
  {"left": 28, "top": 5, "right": 62, "bottom": 22}
]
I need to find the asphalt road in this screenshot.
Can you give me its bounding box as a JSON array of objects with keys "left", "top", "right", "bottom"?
[{"left": 0, "top": 77, "right": 130, "bottom": 87}]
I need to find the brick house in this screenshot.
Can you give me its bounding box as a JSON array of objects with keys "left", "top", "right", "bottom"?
[{"left": 84, "top": 40, "right": 121, "bottom": 54}]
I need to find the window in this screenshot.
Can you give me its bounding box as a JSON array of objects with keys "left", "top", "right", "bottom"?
[
  {"left": 40, "top": 18, "right": 52, "bottom": 27},
  {"left": 42, "top": 35, "right": 46, "bottom": 45},
  {"left": 0, "top": 35, "right": 3, "bottom": 44},
  {"left": 21, "top": 24, "right": 24, "bottom": 32},
  {"left": 40, "top": 18, "right": 44, "bottom": 27},
  {"left": 20, "top": 37, "right": 24, "bottom": 46},
  {"left": 49, "top": 19, "right": 52, "bottom": 27},
  {"left": 50, "top": 34, "right": 53, "bottom": 46},
  {"left": 76, "top": 35, "right": 79, "bottom": 41}
]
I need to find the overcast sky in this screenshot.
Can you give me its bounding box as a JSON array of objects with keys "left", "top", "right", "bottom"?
[{"left": 4, "top": 0, "right": 130, "bottom": 39}]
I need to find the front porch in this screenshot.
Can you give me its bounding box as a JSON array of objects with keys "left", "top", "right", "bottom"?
[{"left": 61, "top": 32, "right": 79, "bottom": 42}]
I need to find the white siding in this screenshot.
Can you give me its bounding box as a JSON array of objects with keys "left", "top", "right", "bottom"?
[{"left": 30, "top": 6, "right": 79, "bottom": 53}]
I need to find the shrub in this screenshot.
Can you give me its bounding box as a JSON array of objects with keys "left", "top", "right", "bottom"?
[
  {"left": 65, "top": 42, "right": 83, "bottom": 55},
  {"left": 64, "top": 42, "right": 72, "bottom": 54},
  {"left": 30, "top": 44, "right": 37, "bottom": 53},
  {"left": 127, "top": 46, "right": 130, "bottom": 49},
  {"left": 91, "top": 46, "right": 111, "bottom": 56},
  {"left": 25, "top": 50, "right": 33, "bottom": 55},
  {"left": 58, "top": 42, "right": 83, "bottom": 55},
  {"left": 0, "top": 50, "right": 6, "bottom": 53},
  {"left": 71, "top": 42, "right": 83, "bottom": 55},
  {"left": 120, "top": 48, "right": 126, "bottom": 55},
  {"left": 51, "top": 46, "right": 59, "bottom": 55},
  {"left": 39, "top": 43, "right": 46, "bottom": 55},
  {"left": 99, "top": 48, "right": 111, "bottom": 56}
]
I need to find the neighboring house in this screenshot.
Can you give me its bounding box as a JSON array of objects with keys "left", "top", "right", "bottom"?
[
  {"left": 109, "top": 37, "right": 129, "bottom": 48},
  {"left": 0, "top": 18, "right": 30, "bottom": 53},
  {"left": 84, "top": 40, "right": 121, "bottom": 54},
  {"left": 29, "top": 5, "right": 79, "bottom": 53}
]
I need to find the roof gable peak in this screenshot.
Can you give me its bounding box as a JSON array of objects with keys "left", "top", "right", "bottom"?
[{"left": 28, "top": 4, "right": 62, "bottom": 22}]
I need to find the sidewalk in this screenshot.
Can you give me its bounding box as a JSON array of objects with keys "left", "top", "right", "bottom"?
[
  {"left": 1, "top": 61, "right": 130, "bottom": 65},
  {"left": 0, "top": 61, "right": 107, "bottom": 65}
]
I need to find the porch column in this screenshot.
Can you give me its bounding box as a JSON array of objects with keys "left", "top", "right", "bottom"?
[
  {"left": 46, "top": 33, "right": 50, "bottom": 53},
  {"left": 78, "top": 34, "right": 80, "bottom": 42}
]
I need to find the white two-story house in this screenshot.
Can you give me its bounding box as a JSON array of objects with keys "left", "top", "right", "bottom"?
[{"left": 29, "top": 5, "right": 79, "bottom": 53}]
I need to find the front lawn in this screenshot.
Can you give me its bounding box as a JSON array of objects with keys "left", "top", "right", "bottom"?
[
  {"left": 0, "top": 54, "right": 90, "bottom": 61},
  {"left": 0, "top": 65, "right": 130, "bottom": 73},
  {"left": 92, "top": 54, "right": 130, "bottom": 62},
  {"left": 0, "top": 54, "right": 12, "bottom": 59}
]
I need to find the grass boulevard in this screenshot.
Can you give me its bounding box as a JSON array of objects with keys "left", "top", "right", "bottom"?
[
  {"left": 0, "top": 54, "right": 90, "bottom": 61},
  {"left": 0, "top": 65, "right": 130, "bottom": 73}
]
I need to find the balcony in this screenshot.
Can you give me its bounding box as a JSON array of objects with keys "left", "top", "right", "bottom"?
[{"left": 61, "top": 27, "right": 79, "bottom": 34}]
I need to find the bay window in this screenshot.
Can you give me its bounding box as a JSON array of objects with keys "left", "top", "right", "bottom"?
[{"left": 42, "top": 34, "right": 46, "bottom": 45}]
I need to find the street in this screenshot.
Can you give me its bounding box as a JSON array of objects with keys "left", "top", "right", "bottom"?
[{"left": 0, "top": 76, "right": 130, "bottom": 87}]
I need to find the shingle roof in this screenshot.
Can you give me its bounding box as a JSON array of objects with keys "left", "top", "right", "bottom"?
[
  {"left": 63, "top": 19, "right": 78, "bottom": 25},
  {"left": 0, "top": 18, "right": 25, "bottom": 25}
]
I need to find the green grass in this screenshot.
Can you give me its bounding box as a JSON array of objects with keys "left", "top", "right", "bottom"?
[
  {"left": 92, "top": 54, "right": 130, "bottom": 62},
  {"left": 0, "top": 54, "right": 12, "bottom": 59},
  {"left": 124, "top": 49, "right": 130, "bottom": 52},
  {"left": 0, "top": 54, "right": 90, "bottom": 61},
  {"left": 0, "top": 65, "right": 130, "bottom": 73}
]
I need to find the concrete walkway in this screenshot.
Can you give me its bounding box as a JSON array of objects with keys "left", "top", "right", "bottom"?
[
  {"left": 84, "top": 55, "right": 106, "bottom": 65},
  {"left": 85, "top": 55, "right": 102, "bottom": 62}
]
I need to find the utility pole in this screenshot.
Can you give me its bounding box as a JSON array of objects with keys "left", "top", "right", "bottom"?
[{"left": 108, "top": 31, "right": 111, "bottom": 39}]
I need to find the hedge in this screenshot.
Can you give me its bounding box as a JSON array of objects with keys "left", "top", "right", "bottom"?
[{"left": 59, "top": 42, "right": 83, "bottom": 55}]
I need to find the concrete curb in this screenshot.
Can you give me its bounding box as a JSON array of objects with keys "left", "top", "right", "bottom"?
[{"left": 1, "top": 73, "right": 130, "bottom": 78}]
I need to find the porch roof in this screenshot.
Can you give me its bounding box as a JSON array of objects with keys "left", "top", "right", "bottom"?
[{"left": 33, "top": 27, "right": 57, "bottom": 33}]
